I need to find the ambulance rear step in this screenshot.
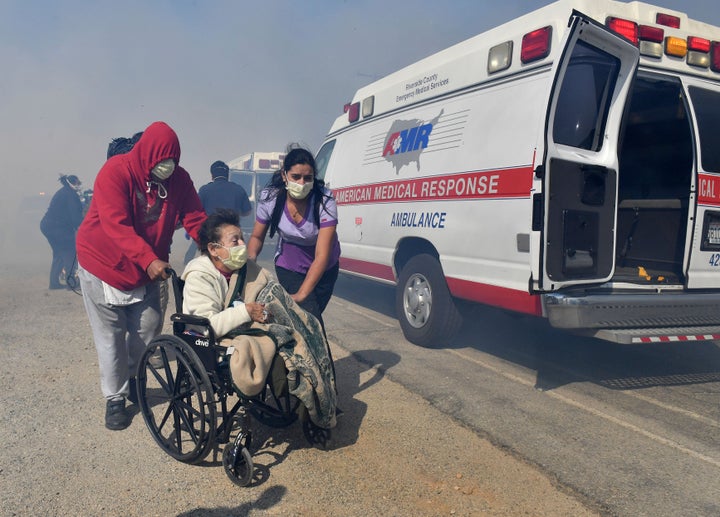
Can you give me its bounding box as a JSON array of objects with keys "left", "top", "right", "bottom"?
[
  {"left": 543, "top": 292, "right": 720, "bottom": 330},
  {"left": 589, "top": 326, "right": 720, "bottom": 344}
]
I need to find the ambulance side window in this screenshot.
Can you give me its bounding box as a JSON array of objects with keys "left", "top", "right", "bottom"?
[
  {"left": 315, "top": 140, "right": 336, "bottom": 182},
  {"left": 688, "top": 86, "right": 720, "bottom": 173},
  {"left": 553, "top": 41, "right": 620, "bottom": 152}
]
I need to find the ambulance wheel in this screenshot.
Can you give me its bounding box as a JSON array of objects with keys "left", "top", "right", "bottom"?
[{"left": 396, "top": 253, "right": 462, "bottom": 347}]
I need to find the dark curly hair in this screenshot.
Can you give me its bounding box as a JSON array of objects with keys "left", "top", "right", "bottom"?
[{"left": 197, "top": 208, "right": 242, "bottom": 255}]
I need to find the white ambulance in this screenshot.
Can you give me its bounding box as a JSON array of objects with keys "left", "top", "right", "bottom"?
[
  {"left": 227, "top": 151, "right": 285, "bottom": 230},
  {"left": 315, "top": 0, "right": 720, "bottom": 346}
]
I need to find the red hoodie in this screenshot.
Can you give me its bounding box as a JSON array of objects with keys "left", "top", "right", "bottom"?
[{"left": 77, "top": 121, "right": 206, "bottom": 290}]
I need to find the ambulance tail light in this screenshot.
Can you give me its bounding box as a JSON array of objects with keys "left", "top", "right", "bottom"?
[
  {"left": 687, "top": 36, "right": 711, "bottom": 68},
  {"left": 521, "top": 26, "right": 552, "bottom": 64},
  {"left": 665, "top": 36, "right": 688, "bottom": 57},
  {"left": 606, "top": 17, "right": 638, "bottom": 46},
  {"left": 639, "top": 25, "right": 664, "bottom": 58},
  {"left": 656, "top": 13, "right": 681, "bottom": 29},
  {"left": 712, "top": 42, "right": 720, "bottom": 72}
]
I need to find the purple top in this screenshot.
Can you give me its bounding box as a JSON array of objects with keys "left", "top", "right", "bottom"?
[{"left": 256, "top": 188, "right": 341, "bottom": 274}]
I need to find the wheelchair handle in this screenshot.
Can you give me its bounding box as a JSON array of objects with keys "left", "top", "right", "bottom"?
[{"left": 164, "top": 268, "right": 183, "bottom": 314}]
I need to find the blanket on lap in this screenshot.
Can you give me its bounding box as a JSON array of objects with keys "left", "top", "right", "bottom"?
[{"left": 223, "top": 262, "right": 337, "bottom": 429}]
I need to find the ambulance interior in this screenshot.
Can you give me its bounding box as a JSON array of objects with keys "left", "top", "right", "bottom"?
[{"left": 614, "top": 72, "right": 693, "bottom": 284}]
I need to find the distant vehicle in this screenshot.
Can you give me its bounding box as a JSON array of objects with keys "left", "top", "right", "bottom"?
[
  {"left": 227, "top": 151, "right": 285, "bottom": 231},
  {"left": 316, "top": 0, "right": 720, "bottom": 347}
]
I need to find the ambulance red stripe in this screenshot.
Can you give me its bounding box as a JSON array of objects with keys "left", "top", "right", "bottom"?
[
  {"left": 339, "top": 256, "right": 542, "bottom": 316},
  {"left": 333, "top": 166, "right": 533, "bottom": 206}
]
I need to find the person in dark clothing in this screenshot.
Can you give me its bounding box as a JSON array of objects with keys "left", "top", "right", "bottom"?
[
  {"left": 40, "top": 174, "right": 84, "bottom": 289},
  {"left": 184, "top": 160, "right": 251, "bottom": 263},
  {"left": 199, "top": 160, "right": 252, "bottom": 217}
]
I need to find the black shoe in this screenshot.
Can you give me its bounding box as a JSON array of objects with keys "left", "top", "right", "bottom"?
[
  {"left": 128, "top": 378, "right": 138, "bottom": 405},
  {"left": 105, "top": 399, "right": 130, "bottom": 430}
]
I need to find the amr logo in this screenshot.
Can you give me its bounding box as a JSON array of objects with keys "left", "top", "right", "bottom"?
[
  {"left": 381, "top": 110, "right": 443, "bottom": 174},
  {"left": 382, "top": 123, "right": 433, "bottom": 157}
]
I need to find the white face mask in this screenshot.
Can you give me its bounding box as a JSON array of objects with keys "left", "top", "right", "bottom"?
[
  {"left": 151, "top": 159, "right": 175, "bottom": 180},
  {"left": 286, "top": 180, "right": 313, "bottom": 200}
]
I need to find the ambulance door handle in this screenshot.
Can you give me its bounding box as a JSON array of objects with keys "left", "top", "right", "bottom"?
[
  {"left": 532, "top": 194, "right": 543, "bottom": 231},
  {"left": 535, "top": 164, "right": 545, "bottom": 179}
]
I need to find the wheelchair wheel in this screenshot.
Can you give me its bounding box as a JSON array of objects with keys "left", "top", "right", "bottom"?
[
  {"left": 137, "top": 335, "right": 216, "bottom": 464},
  {"left": 222, "top": 441, "right": 253, "bottom": 487}
]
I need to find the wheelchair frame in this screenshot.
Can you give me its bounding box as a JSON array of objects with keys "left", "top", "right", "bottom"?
[{"left": 135, "top": 270, "right": 329, "bottom": 486}]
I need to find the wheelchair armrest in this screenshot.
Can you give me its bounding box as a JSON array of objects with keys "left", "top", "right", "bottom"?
[{"left": 171, "top": 313, "right": 211, "bottom": 326}]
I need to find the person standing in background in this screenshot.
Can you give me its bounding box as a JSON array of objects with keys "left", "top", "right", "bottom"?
[
  {"left": 184, "top": 160, "right": 251, "bottom": 263},
  {"left": 40, "top": 174, "right": 84, "bottom": 290},
  {"left": 76, "top": 121, "right": 207, "bottom": 431}
]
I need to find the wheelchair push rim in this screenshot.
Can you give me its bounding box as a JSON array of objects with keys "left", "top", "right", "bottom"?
[{"left": 136, "top": 335, "right": 217, "bottom": 464}]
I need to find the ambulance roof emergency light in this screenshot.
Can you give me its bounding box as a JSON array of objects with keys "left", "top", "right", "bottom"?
[
  {"left": 521, "top": 26, "right": 552, "bottom": 63},
  {"left": 606, "top": 17, "right": 639, "bottom": 45},
  {"left": 638, "top": 25, "right": 664, "bottom": 58},
  {"left": 665, "top": 36, "right": 687, "bottom": 57},
  {"left": 656, "top": 13, "right": 681, "bottom": 29},
  {"left": 712, "top": 42, "right": 720, "bottom": 72},
  {"left": 488, "top": 41, "right": 513, "bottom": 73},
  {"left": 345, "top": 101, "right": 360, "bottom": 123},
  {"left": 362, "top": 96, "right": 374, "bottom": 118},
  {"left": 687, "top": 36, "right": 711, "bottom": 68}
]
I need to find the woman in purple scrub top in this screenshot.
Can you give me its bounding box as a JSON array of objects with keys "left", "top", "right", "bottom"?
[{"left": 248, "top": 147, "right": 341, "bottom": 331}]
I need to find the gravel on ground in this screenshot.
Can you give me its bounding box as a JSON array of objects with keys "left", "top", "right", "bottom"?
[{"left": 0, "top": 265, "right": 599, "bottom": 516}]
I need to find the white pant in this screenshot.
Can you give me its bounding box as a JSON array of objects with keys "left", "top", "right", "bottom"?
[{"left": 78, "top": 268, "right": 161, "bottom": 401}]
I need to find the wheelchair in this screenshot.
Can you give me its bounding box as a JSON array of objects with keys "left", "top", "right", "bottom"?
[{"left": 134, "top": 270, "right": 331, "bottom": 486}]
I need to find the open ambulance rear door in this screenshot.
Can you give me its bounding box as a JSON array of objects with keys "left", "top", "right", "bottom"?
[{"left": 531, "top": 12, "right": 639, "bottom": 291}]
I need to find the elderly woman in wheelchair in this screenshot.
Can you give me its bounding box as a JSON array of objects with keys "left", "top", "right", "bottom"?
[{"left": 135, "top": 208, "right": 337, "bottom": 486}]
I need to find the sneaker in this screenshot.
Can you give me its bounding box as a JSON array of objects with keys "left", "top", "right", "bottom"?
[
  {"left": 128, "top": 378, "right": 138, "bottom": 405},
  {"left": 105, "top": 399, "right": 130, "bottom": 430}
]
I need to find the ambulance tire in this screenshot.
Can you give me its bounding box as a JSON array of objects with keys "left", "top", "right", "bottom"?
[{"left": 396, "top": 253, "right": 462, "bottom": 347}]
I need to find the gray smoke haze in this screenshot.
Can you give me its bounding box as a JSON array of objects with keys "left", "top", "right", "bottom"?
[{"left": 1, "top": 0, "right": 717, "bottom": 266}]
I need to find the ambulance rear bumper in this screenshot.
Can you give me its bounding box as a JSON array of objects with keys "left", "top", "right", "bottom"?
[{"left": 543, "top": 291, "right": 720, "bottom": 330}]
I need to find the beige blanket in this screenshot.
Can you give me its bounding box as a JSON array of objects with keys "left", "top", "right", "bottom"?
[{"left": 220, "top": 262, "right": 337, "bottom": 428}]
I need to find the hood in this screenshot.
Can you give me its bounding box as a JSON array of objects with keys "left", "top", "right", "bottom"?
[{"left": 126, "top": 121, "right": 181, "bottom": 183}]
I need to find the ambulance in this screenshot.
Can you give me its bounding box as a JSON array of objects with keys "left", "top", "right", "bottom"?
[
  {"left": 227, "top": 151, "right": 285, "bottom": 230},
  {"left": 315, "top": 0, "right": 720, "bottom": 346}
]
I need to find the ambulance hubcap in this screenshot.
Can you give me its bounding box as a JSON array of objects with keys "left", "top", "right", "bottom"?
[{"left": 403, "top": 274, "right": 432, "bottom": 328}]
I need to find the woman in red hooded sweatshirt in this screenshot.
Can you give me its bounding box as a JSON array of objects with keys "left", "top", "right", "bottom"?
[{"left": 76, "top": 121, "right": 207, "bottom": 430}]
